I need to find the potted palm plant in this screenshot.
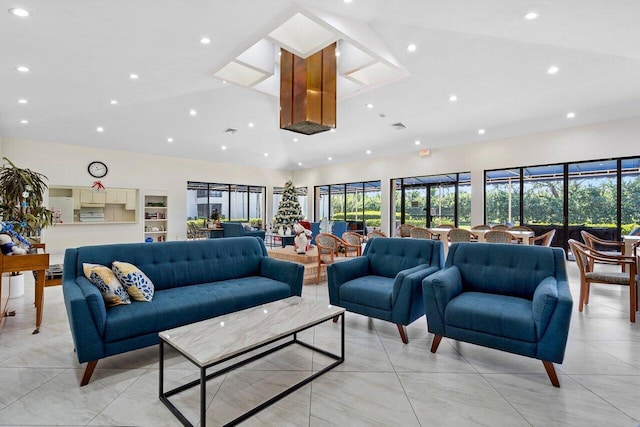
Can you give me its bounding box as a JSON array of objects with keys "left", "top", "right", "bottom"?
[{"left": 0, "top": 157, "right": 53, "bottom": 297}]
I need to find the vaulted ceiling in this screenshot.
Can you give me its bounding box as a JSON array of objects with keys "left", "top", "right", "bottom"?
[{"left": 2, "top": 0, "right": 640, "bottom": 170}]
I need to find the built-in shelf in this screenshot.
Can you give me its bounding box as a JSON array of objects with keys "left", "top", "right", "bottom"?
[{"left": 144, "top": 191, "right": 168, "bottom": 242}]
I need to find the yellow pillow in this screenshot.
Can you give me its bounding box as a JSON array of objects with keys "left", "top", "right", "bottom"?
[
  {"left": 83, "top": 263, "right": 131, "bottom": 307},
  {"left": 112, "top": 261, "right": 155, "bottom": 302}
]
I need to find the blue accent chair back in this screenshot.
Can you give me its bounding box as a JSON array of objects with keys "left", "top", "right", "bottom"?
[
  {"left": 221, "top": 222, "right": 266, "bottom": 240},
  {"left": 331, "top": 221, "right": 347, "bottom": 238},
  {"left": 328, "top": 237, "right": 444, "bottom": 343},
  {"left": 422, "top": 242, "right": 572, "bottom": 387}
]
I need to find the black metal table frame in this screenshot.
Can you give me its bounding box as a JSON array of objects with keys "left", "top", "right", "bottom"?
[{"left": 159, "top": 312, "right": 345, "bottom": 427}]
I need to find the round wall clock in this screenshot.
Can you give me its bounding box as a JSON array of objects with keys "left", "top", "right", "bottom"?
[{"left": 88, "top": 161, "right": 108, "bottom": 178}]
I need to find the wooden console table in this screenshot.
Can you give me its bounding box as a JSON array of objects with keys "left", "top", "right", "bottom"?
[{"left": 0, "top": 252, "right": 49, "bottom": 334}]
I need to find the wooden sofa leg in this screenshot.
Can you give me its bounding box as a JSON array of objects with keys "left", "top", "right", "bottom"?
[
  {"left": 81, "top": 360, "right": 98, "bottom": 386},
  {"left": 430, "top": 334, "right": 443, "bottom": 353},
  {"left": 397, "top": 324, "right": 408, "bottom": 344},
  {"left": 543, "top": 361, "right": 560, "bottom": 387}
]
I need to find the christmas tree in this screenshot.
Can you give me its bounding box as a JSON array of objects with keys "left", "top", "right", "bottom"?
[{"left": 273, "top": 180, "right": 303, "bottom": 228}]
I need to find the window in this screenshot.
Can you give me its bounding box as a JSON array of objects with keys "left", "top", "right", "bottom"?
[
  {"left": 314, "top": 181, "right": 381, "bottom": 231},
  {"left": 187, "top": 181, "right": 265, "bottom": 227}
]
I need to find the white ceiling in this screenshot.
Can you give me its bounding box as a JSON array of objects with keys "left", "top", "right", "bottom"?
[{"left": 2, "top": 0, "right": 640, "bottom": 170}]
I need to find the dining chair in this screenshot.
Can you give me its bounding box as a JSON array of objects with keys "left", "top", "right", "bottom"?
[
  {"left": 367, "top": 230, "right": 387, "bottom": 239},
  {"left": 471, "top": 224, "right": 491, "bottom": 230},
  {"left": 510, "top": 225, "right": 534, "bottom": 232},
  {"left": 448, "top": 228, "right": 476, "bottom": 243},
  {"left": 581, "top": 230, "right": 625, "bottom": 272},
  {"left": 568, "top": 239, "right": 638, "bottom": 322},
  {"left": 491, "top": 224, "right": 510, "bottom": 230},
  {"left": 409, "top": 227, "right": 434, "bottom": 239},
  {"left": 396, "top": 224, "right": 415, "bottom": 237},
  {"left": 342, "top": 231, "right": 364, "bottom": 256},
  {"left": 530, "top": 229, "right": 556, "bottom": 246},
  {"left": 315, "top": 233, "right": 347, "bottom": 284},
  {"left": 485, "top": 230, "right": 514, "bottom": 243},
  {"left": 435, "top": 224, "right": 454, "bottom": 229}
]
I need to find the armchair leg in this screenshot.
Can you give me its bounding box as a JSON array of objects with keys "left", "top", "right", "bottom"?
[
  {"left": 81, "top": 360, "right": 98, "bottom": 386},
  {"left": 332, "top": 315, "right": 340, "bottom": 323},
  {"left": 542, "top": 361, "right": 560, "bottom": 387},
  {"left": 430, "top": 334, "right": 443, "bottom": 353},
  {"left": 396, "top": 324, "right": 408, "bottom": 344}
]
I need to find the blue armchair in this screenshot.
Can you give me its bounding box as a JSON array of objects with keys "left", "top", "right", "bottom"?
[
  {"left": 422, "top": 243, "right": 572, "bottom": 387},
  {"left": 328, "top": 237, "right": 444, "bottom": 343},
  {"left": 221, "top": 222, "right": 266, "bottom": 240}
]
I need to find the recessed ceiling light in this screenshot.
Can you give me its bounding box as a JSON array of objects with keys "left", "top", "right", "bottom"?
[
  {"left": 566, "top": 112, "right": 576, "bottom": 119},
  {"left": 449, "top": 95, "right": 458, "bottom": 102},
  {"left": 109, "top": 99, "right": 118, "bottom": 105},
  {"left": 167, "top": 137, "right": 174, "bottom": 143},
  {"left": 366, "top": 103, "right": 374, "bottom": 109},
  {"left": 9, "top": 8, "right": 29, "bottom": 17},
  {"left": 298, "top": 162, "right": 302, "bottom": 166},
  {"left": 415, "top": 140, "right": 421, "bottom": 145},
  {"left": 264, "top": 153, "right": 269, "bottom": 157},
  {"left": 524, "top": 11, "right": 539, "bottom": 20},
  {"left": 248, "top": 122, "right": 254, "bottom": 128},
  {"left": 16, "top": 65, "right": 29, "bottom": 72},
  {"left": 96, "top": 126, "right": 104, "bottom": 132},
  {"left": 189, "top": 109, "right": 197, "bottom": 116},
  {"left": 293, "top": 137, "right": 298, "bottom": 142},
  {"left": 335, "top": 50, "right": 341, "bottom": 57},
  {"left": 366, "top": 150, "right": 372, "bottom": 155},
  {"left": 20, "top": 119, "right": 28, "bottom": 124},
  {"left": 200, "top": 37, "right": 211, "bottom": 45},
  {"left": 406, "top": 43, "right": 417, "bottom": 52},
  {"left": 17, "top": 99, "right": 28, "bottom": 104},
  {"left": 222, "top": 80, "right": 227, "bottom": 84},
  {"left": 328, "top": 157, "right": 333, "bottom": 161},
  {"left": 129, "top": 73, "right": 139, "bottom": 80},
  {"left": 478, "top": 129, "right": 485, "bottom": 135},
  {"left": 344, "top": 0, "right": 353, "bottom": 3},
  {"left": 221, "top": 145, "right": 227, "bottom": 150},
  {"left": 547, "top": 66, "right": 559, "bottom": 75}
]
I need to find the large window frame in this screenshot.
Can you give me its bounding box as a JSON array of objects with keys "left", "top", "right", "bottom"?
[
  {"left": 314, "top": 181, "right": 382, "bottom": 230},
  {"left": 187, "top": 181, "right": 266, "bottom": 227}
]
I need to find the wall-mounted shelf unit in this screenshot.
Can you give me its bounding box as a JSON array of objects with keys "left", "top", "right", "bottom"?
[{"left": 144, "top": 191, "right": 168, "bottom": 242}]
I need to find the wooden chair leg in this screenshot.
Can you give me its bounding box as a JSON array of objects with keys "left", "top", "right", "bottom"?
[
  {"left": 396, "top": 324, "right": 408, "bottom": 344},
  {"left": 578, "top": 279, "right": 586, "bottom": 312},
  {"left": 430, "top": 334, "right": 443, "bottom": 353},
  {"left": 584, "top": 282, "right": 591, "bottom": 305},
  {"left": 80, "top": 360, "right": 98, "bottom": 386},
  {"left": 542, "top": 361, "right": 560, "bottom": 387},
  {"left": 630, "top": 281, "right": 636, "bottom": 323}
]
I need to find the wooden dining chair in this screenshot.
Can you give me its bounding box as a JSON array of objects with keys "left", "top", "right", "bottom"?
[
  {"left": 530, "top": 229, "right": 556, "bottom": 246},
  {"left": 409, "top": 227, "right": 434, "bottom": 239},
  {"left": 448, "top": 228, "right": 476, "bottom": 243},
  {"left": 342, "top": 231, "right": 364, "bottom": 257},
  {"left": 396, "top": 224, "right": 415, "bottom": 237},
  {"left": 367, "top": 230, "right": 387, "bottom": 239},
  {"left": 485, "top": 230, "right": 514, "bottom": 243},
  {"left": 569, "top": 239, "right": 638, "bottom": 322},
  {"left": 491, "top": 224, "right": 510, "bottom": 230},
  {"left": 315, "top": 233, "right": 346, "bottom": 284}
]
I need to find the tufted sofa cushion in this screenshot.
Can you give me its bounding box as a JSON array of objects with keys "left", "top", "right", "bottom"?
[
  {"left": 72, "top": 238, "right": 265, "bottom": 291},
  {"left": 364, "top": 237, "right": 440, "bottom": 278},
  {"left": 446, "top": 243, "right": 559, "bottom": 299}
]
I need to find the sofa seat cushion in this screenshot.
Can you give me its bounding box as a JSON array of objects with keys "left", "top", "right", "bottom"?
[
  {"left": 339, "top": 276, "right": 394, "bottom": 311},
  {"left": 103, "top": 276, "right": 292, "bottom": 343},
  {"left": 445, "top": 292, "right": 536, "bottom": 343}
]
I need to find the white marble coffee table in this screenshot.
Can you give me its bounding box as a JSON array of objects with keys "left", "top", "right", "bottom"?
[{"left": 158, "top": 296, "right": 345, "bottom": 427}]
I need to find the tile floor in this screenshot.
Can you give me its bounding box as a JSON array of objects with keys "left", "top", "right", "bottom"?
[{"left": 0, "top": 255, "right": 639, "bottom": 426}]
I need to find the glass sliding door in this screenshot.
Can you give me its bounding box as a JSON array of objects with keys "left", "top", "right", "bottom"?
[
  {"left": 457, "top": 173, "right": 471, "bottom": 228},
  {"left": 403, "top": 186, "right": 427, "bottom": 228},
  {"left": 429, "top": 183, "right": 455, "bottom": 226},
  {"left": 485, "top": 169, "right": 521, "bottom": 226},
  {"left": 621, "top": 158, "right": 640, "bottom": 235},
  {"left": 330, "top": 185, "right": 346, "bottom": 221}
]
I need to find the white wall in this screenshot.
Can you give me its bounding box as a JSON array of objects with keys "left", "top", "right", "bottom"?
[
  {"left": 1, "top": 138, "right": 289, "bottom": 252},
  {"left": 292, "top": 116, "right": 640, "bottom": 234}
]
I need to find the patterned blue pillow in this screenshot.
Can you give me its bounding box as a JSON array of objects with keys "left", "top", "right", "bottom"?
[
  {"left": 83, "top": 263, "right": 131, "bottom": 307},
  {"left": 111, "top": 261, "right": 155, "bottom": 302}
]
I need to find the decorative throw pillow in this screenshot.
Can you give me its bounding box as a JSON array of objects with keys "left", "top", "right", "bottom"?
[
  {"left": 83, "top": 263, "right": 131, "bottom": 307},
  {"left": 111, "top": 261, "right": 155, "bottom": 302}
]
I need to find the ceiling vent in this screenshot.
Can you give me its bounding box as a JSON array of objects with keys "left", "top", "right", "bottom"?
[
  {"left": 391, "top": 122, "right": 406, "bottom": 130},
  {"left": 223, "top": 128, "right": 238, "bottom": 134}
]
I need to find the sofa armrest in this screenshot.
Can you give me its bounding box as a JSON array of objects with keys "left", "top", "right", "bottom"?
[
  {"left": 534, "top": 276, "right": 573, "bottom": 363},
  {"left": 391, "top": 264, "right": 441, "bottom": 325},
  {"left": 327, "top": 257, "right": 369, "bottom": 305},
  {"left": 421, "top": 266, "right": 463, "bottom": 334},
  {"left": 62, "top": 277, "right": 106, "bottom": 363},
  {"left": 260, "top": 257, "right": 304, "bottom": 296}
]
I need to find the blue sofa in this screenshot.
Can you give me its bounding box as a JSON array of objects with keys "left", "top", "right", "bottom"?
[
  {"left": 327, "top": 237, "right": 444, "bottom": 343},
  {"left": 221, "top": 222, "right": 266, "bottom": 239},
  {"left": 63, "top": 237, "right": 303, "bottom": 385},
  {"left": 422, "top": 243, "right": 572, "bottom": 387}
]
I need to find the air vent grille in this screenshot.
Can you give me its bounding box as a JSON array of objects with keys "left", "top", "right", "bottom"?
[
  {"left": 223, "top": 128, "right": 238, "bottom": 134},
  {"left": 391, "top": 122, "right": 406, "bottom": 130}
]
